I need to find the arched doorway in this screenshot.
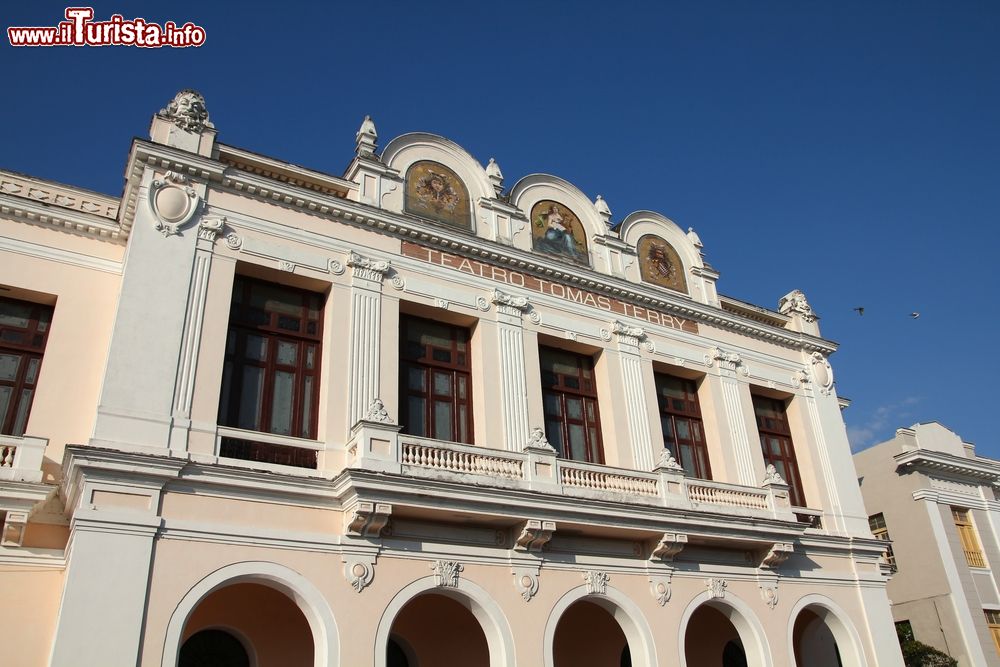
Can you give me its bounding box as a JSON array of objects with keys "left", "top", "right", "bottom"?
[
  {"left": 179, "top": 582, "right": 312, "bottom": 667},
  {"left": 793, "top": 609, "right": 842, "bottom": 667},
  {"left": 788, "top": 597, "right": 867, "bottom": 667},
  {"left": 388, "top": 592, "right": 490, "bottom": 666},
  {"left": 553, "top": 599, "right": 632, "bottom": 666},
  {"left": 679, "top": 594, "right": 770, "bottom": 667}
]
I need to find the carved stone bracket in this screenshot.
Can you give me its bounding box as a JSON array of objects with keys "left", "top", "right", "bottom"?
[
  {"left": 432, "top": 560, "right": 463, "bottom": 588},
  {"left": 612, "top": 320, "right": 646, "bottom": 347},
  {"left": 149, "top": 171, "right": 200, "bottom": 237},
  {"left": 345, "top": 502, "right": 392, "bottom": 538},
  {"left": 514, "top": 519, "right": 556, "bottom": 552},
  {"left": 492, "top": 288, "right": 530, "bottom": 317},
  {"left": 649, "top": 573, "right": 672, "bottom": 607},
  {"left": 512, "top": 565, "right": 540, "bottom": 602},
  {"left": 650, "top": 532, "right": 688, "bottom": 562},
  {"left": 343, "top": 553, "right": 377, "bottom": 593},
  {"left": 363, "top": 399, "right": 393, "bottom": 424},
  {"left": 523, "top": 427, "right": 557, "bottom": 454},
  {"left": 706, "top": 577, "right": 727, "bottom": 599},
  {"left": 197, "top": 215, "right": 226, "bottom": 242},
  {"left": 584, "top": 570, "right": 610, "bottom": 595},
  {"left": 348, "top": 251, "right": 390, "bottom": 282},
  {"left": 760, "top": 542, "right": 793, "bottom": 569},
  {"left": 1, "top": 511, "right": 27, "bottom": 547}
]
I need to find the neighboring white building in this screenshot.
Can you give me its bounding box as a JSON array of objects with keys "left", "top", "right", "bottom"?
[
  {"left": 0, "top": 90, "right": 902, "bottom": 666},
  {"left": 855, "top": 423, "right": 1000, "bottom": 667}
]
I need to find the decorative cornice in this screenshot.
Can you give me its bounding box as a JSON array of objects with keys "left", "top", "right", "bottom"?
[{"left": 895, "top": 450, "right": 1000, "bottom": 483}]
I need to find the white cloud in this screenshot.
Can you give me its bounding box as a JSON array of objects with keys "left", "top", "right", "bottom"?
[{"left": 846, "top": 396, "right": 922, "bottom": 452}]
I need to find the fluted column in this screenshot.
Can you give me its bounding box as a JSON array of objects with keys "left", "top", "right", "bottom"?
[
  {"left": 347, "top": 251, "right": 389, "bottom": 427},
  {"left": 706, "top": 346, "right": 758, "bottom": 487},
  {"left": 491, "top": 289, "right": 531, "bottom": 451},
  {"left": 612, "top": 321, "right": 655, "bottom": 471}
]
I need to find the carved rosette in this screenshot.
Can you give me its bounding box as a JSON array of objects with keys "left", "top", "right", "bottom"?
[
  {"left": 649, "top": 575, "right": 672, "bottom": 607},
  {"left": 612, "top": 320, "right": 646, "bottom": 347},
  {"left": 512, "top": 567, "right": 540, "bottom": 602},
  {"left": 197, "top": 215, "right": 226, "bottom": 242},
  {"left": 149, "top": 171, "right": 200, "bottom": 237},
  {"left": 329, "top": 258, "right": 346, "bottom": 275},
  {"left": 347, "top": 251, "right": 390, "bottom": 282},
  {"left": 344, "top": 557, "right": 376, "bottom": 593},
  {"left": 389, "top": 272, "right": 405, "bottom": 290},
  {"left": 432, "top": 560, "right": 463, "bottom": 588},
  {"left": 514, "top": 519, "right": 556, "bottom": 552},
  {"left": 584, "top": 570, "right": 610, "bottom": 595},
  {"left": 225, "top": 233, "right": 242, "bottom": 250},
  {"left": 706, "top": 577, "right": 727, "bottom": 599},
  {"left": 363, "top": 399, "right": 393, "bottom": 424}
]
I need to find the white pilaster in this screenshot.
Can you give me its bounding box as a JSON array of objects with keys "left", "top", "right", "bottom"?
[
  {"left": 612, "top": 321, "right": 655, "bottom": 471},
  {"left": 347, "top": 252, "right": 389, "bottom": 427},
  {"left": 712, "top": 356, "right": 757, "bottom": 487},
  {"left": 491, "top": 290, "right": 531, "bottom": 452}
]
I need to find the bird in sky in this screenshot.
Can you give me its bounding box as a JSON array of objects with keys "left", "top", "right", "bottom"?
[
  {"left": 910, "top": 312, "right": 920, "bottom": 319},
  {"left": 853, "top": 307, "right": 865, "bottom": 316}
]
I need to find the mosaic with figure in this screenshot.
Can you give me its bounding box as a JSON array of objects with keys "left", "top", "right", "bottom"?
[
  {"left": 530, "top": 200, "right": 589, "bottom": 266},
  {"left": 637, "top": 234, "right": 688, "bottom": 294},
  {"left": 404, "top": 161, "right": 472, "bottom": 230}
]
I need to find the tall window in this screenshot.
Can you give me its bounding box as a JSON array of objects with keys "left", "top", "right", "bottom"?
[
  {"left": 985, "top": 611, "right": 1000, "bottom": 657},
  {"left": 540, "top": 346, "right": 603, "bottom": 463},
  {"left": 218, "top": 277, "right": 323, "bottom": 439},
  {"left": 0, "top": 297, "right": 53, "bottom": 437},
  {"left": 399, "top": 316, "right": 473, "bottom": 444},
  {"left": 952, "top": 508, "right": 987, "bottom": 568},
  {"left": 868, "top": 513, "right": 897, "bottom": 572},
  {"left": 655, "top": 373, "right": 711, "bottom": 479},
  {"left": 752, "top": 395, "right": 806, "bottom": 507}
]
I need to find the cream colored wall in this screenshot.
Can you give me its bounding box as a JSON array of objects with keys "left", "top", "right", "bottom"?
[
  {"left": 0, "top": 219, "right": 122, "bottom": 479},
  {"left": 0, "top": 567, "right": 65, "bottom": 666}
]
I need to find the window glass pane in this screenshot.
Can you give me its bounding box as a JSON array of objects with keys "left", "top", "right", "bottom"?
[
  {"left": 0, "top": 331, "right": 24, "bottom": 344},
  {"left": 545, "top": 420, "right": 564, "bottom": 454},
  {"left": 305, "top": 345, "right": 316, "bottom": 370},
  {"left": 0, "top": 353, "right": 19, "bottom": 381},
  {"left": 586, "top": 401, "right": 595, "bottom": 420},
  {"left": 433, "top": 401, "right": 453, "bottom": 441},
  {"left": 277, "top": 316, "right": 300, "bottom": 332},
  {"left": 245, "top": 335, "right": 268, "bottom": 362},
  {"left": 407, "top": 397, "right": 426, "bottom": 436},
  {"left": 680, "top": 444, "right": 696, "bottom": 476},
  {"left": 12, "top": 388, "right": 33, "bottom": 435},
  {"left": 219, "top": 361, "right": 233, "bottom": 422},
  {"left": 543, "top": 392, "right": 562, "bottom": 417},
  {"left": 0, "top": 303, "right": 31, "bottom": 328},
  {"left": 588, "top": 427, "right": 599, "bottom": 459},
  {"left": 769, "top": 437, "right": 783, "bottom": 456},
  {"left": 0, "top": 387, "right": 11, "bottom": 425},
  {"left": 408, "top": 366, "right": 426, "bottom": 392},
  {"left": 568, "top": 424, "right": 587, "bottom": 461},
  {"left": 661, "top": 418, "right": 676, "bottom": 446},
  {"left": 431, "top": 348, "right": 452, "bottom": 363},
  {"left": 457, "top": 375, "right": 467, "bottom": 400},
  {"left": 566, "top": 397, "right": 583, "bottom": 420},
  {"left": 301, "top": 376, "right": 313, "bottom": 439},
  {"left": 250, "top": 283, "right": 305, "bottom": 318},
  {"left": 563, "top": 375, "right": 580, "bottom": 390},
  {"left": 676, "top": 420, "right": 690, "bottom": 440},
  {"left": 433, "top": 371, "right": 453, "bottom": 397},
  {"left": 771, "top": 460, "right": 789, "bottom": 483},
  {"left": 237, "top": 367, "right": 264, "bottom": 430},
  {"left": 695, "top": 447, "right": 710, "bottom": 479},
  {"left": 270, "top": 371, "right": 295, "bottom": 435},
  {"left": 458, "top": 405, "right": 468, "bottom": 442},
  {"left": 691, "top": 421, "right": 703, "bottom": 442},
  {"left": 276, "top": 341, "right": 297, "bottom": 366}
]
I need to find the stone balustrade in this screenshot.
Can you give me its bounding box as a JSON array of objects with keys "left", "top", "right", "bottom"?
[{"left": 0, "top": 434, "right": 47, "bottom": 483}]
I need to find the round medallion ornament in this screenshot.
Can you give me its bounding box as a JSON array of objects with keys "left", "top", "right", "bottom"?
[
  {"left": 149, "top": 171, "right": 200, "bottom": 236},
  {"left": 810, "top": 352, "right": 833, "bottom": 389}
]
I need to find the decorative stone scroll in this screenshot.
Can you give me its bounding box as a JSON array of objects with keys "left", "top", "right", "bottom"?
[
  {"left": 650, "top": 533, "right": 688, "bottom": 562},
  {"left": 344, "top": 555, "right": 376, "bottom": 593},
  {"left": 760, "top": 543, "right": 793, "bottom": 569},
  {"left": 197, "top": 215, "right": 226, "bottom": 242},
  {"left": 514, "top": 519, "right": 556, "bottom": 552},
  {"left": 345, "top": 502, "right": 392, "bottom": 538},
  {"left": 363, "top": 399, "right": 393, "bottom": 424},
  {"left": 649, "top": 574, "right": 672, "bottom": 606},
  {"left": 492, "top": 288, "right": 529, "bottom": 316},
  {"left": 512, "top": 566, "right": 540, "bottom": 602},
  {"left": 432, "top": 560, "right": 463, "bottom": 588},
  {"left": 705, "top": 346, "right": 745, "bottom": 374}
]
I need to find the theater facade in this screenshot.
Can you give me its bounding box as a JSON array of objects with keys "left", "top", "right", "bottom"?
[{"left": 0, "top": 91, "right": 903, "bottom": 666}]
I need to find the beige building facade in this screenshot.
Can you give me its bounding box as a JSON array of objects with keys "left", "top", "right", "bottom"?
[
  {"left": 855, "top": 423, "right": 1000, "bottom": 667},
  {"left": 0, "top": 90, "right": 903, "bottom": 666}
]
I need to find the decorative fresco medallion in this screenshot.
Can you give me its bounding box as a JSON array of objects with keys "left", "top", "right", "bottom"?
[
  {"left": 637, "top": 234, "right": 688, "bottom": 294},
  {"left": 530, "top": 200, "right": 589, "bottom": 266},
  {"left": 404, "top": 161, "right": 472, "bottom": 230}
]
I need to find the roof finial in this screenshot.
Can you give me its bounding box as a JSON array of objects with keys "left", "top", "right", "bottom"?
[
  {"left": 687, "top": 226, "right": 703, "bottom": 249},
  {"left": 159, "top": 89, "right": 212, "bottom": 134},
  {"left": 356, "top": 115, "right": 378, "bottom": 158},
  {"left": 486, "top": 157, "right": 504, "bottom": 196},
  {"left": 595, "top": 195, "right": 612, "bottom": 227}
]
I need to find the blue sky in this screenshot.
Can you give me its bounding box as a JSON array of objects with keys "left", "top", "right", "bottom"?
[{"left": 3, "top": 1, "right": 998, "bottom": 455}]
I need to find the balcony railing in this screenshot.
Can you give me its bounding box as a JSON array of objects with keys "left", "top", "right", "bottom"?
[
  {"left": 687, "top": 479, "right": 770, "bottom": 510},
  {"left": 0, "top": 434, "right": 46, "bottom": 483},
  {"left": 215, "top": 426, "right": 321, "bottom": 470}
]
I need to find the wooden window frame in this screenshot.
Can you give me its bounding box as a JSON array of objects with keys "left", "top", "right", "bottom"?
[
  {"left": 752, "top": 395, "right": 807, "bottom": 508},
  {"left": 952, "top": 507, "right": 987, "bottom": 568},
  {"left": 868, "top": 512, "right": 897, "bottom": 572},
  {"left": 0, "top": 297, "right": 53, "bottom": 437},
  {"left": 985, "top": 610, "right": 1000, "bottom": 658},
  {"left": 655, "top": 372, "right": 711, "bottom": 479},
  {"left": 399, "top": 315, "right": 474, "bottom": 444},
  {"left": 218, "top": 276, "right": 323, "bottom": 440},
  {"left": 539, "top": 346, "right": 604, "bottom": 464}
]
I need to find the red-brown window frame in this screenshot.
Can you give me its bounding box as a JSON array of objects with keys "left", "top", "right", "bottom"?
[
  {"left": 399, "top": 315, "right": 474, "bottom": 444},
  {"left": 539, "top": 346, "right": 604, "bottom": 464},
  {"left": 218, "top": 276, "right": 323, "bottom": 440},
  {"left": 0, "top": 296, "right": 53, "bottom": 437},
  {"left": 655, "top": 372, "right": 712, "bottom": 479},
  {"left": 752, "top": 394, "right": 807, "bottom": 507}
]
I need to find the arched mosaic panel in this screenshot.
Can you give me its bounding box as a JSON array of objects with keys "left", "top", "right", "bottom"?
[
  {"left": 637, "top": 234, "right": 688, "bottom": 294},
  {"left": 530, "top": 200, "right": 589, "bottom": 266},
  {"left": 404, "top": 161, "right": 472, "bottom": 230}
]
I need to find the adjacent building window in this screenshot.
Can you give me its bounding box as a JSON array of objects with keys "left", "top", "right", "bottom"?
[
  {"left": 985, "top": 610, "right": 1000, "bottom": 657},
  {"left": 0, "top": 297, "right": 53, "bottom": 437},
  {"left": 952, "top": 508, "right": 987, "bottom": 568},
  {"left": 868, "top": 513, "right": 897, "bottom": 572},
  {"left": 655, "top": 373, "right": 711, "bottom": 478},
  {"left": 218, "top": 277, "right": 323, "bottom": 439},
  {"left": 399, "top": 316, "right": 473, "bottom": 444},
  {"left": 540, "top": 346, "right": 603, "bottom": 463},
  {"left": 752, "top": 395, "right": 806, "bottom": 507}
]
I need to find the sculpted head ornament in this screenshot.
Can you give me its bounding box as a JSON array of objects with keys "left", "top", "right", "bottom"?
[{"left": 161, "top": 89, "right": 212, "bottom": 134}]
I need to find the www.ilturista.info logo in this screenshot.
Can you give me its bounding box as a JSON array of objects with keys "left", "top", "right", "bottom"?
[{"left": 8, "top": 7, "right": 206, "bottom": 47}]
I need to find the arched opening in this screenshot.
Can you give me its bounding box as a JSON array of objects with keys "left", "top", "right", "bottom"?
[
  {"left": 793, "top": 609, "right": 844, "bottom": 667},
  {"left": 685, "top": 604, "right": 746, "bottom": 666},
  {"left": 553, "top": 599, "right": 633, "bottom": 666},
  {"left": 180, "top": 582, "right": 312, "bottom": 667},
  {"left": 388, "top": 593, "right": 489, "bottom": 667}
]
